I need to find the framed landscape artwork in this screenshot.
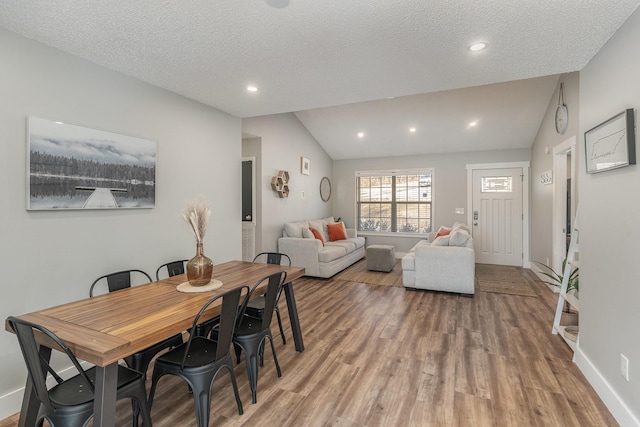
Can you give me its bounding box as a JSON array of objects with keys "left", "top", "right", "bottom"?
[
  {"left": 27, "top": 117, "right": 157, "bottom": 210},
  {"left": 584, "top": 108, "right": 636, "bottom": 173}
]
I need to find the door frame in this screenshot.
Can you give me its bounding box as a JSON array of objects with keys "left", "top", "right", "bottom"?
[
  {"left": 552, "top": 137, "right": 577, "bottom": 274},
  {"left": 466, "top": 161, "right": 530, "bottom": 267}
]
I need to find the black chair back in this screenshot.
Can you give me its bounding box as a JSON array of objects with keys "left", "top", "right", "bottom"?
[
  {"left": 180, "top": 285, "right": 249, "bottom": 369},
  {"left": 243, "top": 270, "right": 287, "bottom": 330},
  {"left": 252, "top": 252, "right": 291, "bottom": 266},
  {"left": 89, "top": 269, "right": 152, "bottom": 297},
  {"left": 156, "top": 260, "right": 188, "bottom": 281},
  {"left": 6, "top": 316, "right": 94, "bottom": 407}
]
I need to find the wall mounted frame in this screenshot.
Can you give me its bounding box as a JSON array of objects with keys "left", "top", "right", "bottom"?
[
  {"left": 585, "top": 108, "right": 636, "bottom": 173},
  {"left": 27, "top": 117, "right": 156, "bottom": 210}
]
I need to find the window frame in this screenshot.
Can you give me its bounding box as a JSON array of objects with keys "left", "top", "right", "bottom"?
[{"left": 355, "top": 168, "right": 434, "bottom": 237}]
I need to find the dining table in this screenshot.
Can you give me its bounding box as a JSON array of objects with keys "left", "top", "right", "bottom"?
[{"left": 6, "top": 260, "right": 305, "bottom": 427}]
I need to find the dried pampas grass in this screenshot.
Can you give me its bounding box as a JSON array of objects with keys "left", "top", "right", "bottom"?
[{"left": 182, "top": 198, "right": 211, "bottom": 244}]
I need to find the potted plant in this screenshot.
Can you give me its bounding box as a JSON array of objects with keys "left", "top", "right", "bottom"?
[{"left": 535, "top": 259, "right": 579, "bottom": 325}]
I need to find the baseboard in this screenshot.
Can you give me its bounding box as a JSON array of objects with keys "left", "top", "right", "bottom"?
[
  {"left": 528, "top": 263, "right": 559, "bottom": 293},
  {"left": 575, "top": 346, "right": 640, "bottom": 426},
  {"left": 0, "top": 387, "right": 23, "bottom": 421}
]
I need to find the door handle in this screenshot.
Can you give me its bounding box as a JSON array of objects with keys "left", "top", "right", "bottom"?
[{"left": 474, "top": 222, "right": 478, "bottom": 226}]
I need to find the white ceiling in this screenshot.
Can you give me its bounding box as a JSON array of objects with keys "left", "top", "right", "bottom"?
[{"left": 1, "top": 1, "right": 639, "bottom": 159}]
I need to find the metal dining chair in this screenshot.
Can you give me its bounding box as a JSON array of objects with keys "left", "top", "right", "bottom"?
[
  {"left": 155, "top": 259, "right": 188, "bottom": 281},
  {"left": 232, "top": 270, "right": 287, "bottom": 404},
  {"left": 246, "top": 252, "right": 291, "bottom": 344},
  {"left": 148, "top": 285, "right": 248, "bottom": 427},
  {"left": 7, "top": 316, "right": 153, "bottom": 427},
  {"left": 90, "top": 268, "right": 182, "bottom": 427}
]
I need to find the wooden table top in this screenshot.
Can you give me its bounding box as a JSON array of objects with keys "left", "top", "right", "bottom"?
[{"left": 5, "top": 261, "right": 304, "bottom": 366}]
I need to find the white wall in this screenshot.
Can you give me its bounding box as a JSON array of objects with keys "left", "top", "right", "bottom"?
[
  {"left": 333, "top": 149, "right": 531, "bottom": 253},
  {"left": 242, "top": 114, "right": 333, "bottom": 252},
  {"left": 529, "top": 72, "right": 580, "bottom": 266},
  {"left": 0, "top": 28, "right": 242, "bottom": 418},
  {"left": 577, "top": 8, "right": 640, "bottom": 425}
]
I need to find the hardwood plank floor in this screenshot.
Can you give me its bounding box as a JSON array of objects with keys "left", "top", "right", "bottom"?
[{"left": 0, "top": 266, "right": 617, "bottom": 426}]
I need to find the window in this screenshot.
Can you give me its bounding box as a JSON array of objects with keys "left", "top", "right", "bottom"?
[
  {"left": 356, "top": 169, "right": 433, "bottom": 234},
  {"left": 481, "top": 176, "right": 512, "bottom": 192}
]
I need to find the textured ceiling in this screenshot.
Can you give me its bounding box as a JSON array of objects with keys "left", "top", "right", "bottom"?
[{"left": 1, "top": 1, "right": 639, "bottom": 158}]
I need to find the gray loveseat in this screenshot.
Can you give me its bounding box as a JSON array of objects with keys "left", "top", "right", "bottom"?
[{"left": 278, "top": 217, "right": 365, "bottom": 278}]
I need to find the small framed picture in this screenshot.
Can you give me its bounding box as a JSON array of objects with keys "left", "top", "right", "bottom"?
[
  {"left": 585, "top": 109, "right": 636, "bottom": 173},
  {"left": 301, "top": 157, "right": 310, "bottom": 175}
]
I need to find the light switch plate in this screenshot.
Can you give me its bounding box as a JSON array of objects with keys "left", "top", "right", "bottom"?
[{"left": 455, "top": 208, "right": 465, "bottom": 215}]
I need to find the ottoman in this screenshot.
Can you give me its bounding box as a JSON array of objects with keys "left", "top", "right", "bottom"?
[{"left": 366, "top": 245, "right": 395, "bottom": 272}]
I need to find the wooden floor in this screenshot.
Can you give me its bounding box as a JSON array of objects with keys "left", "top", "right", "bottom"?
[{"left": 0, "top": 265, "right": 617, "bottom": 426}]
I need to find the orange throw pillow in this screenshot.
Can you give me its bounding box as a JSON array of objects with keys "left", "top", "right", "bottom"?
[
  {"left": 309, "top": 227, "right": 325, "bottom": 246},
  {"left": 327, "top": 222, "right": 348, "bottom": 241},
  {"left": 436, "top": 227, "right": 451, "bottom": 237}
]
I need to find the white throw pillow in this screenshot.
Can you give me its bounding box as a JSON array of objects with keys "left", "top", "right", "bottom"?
[
  {"left": 452, "top": 222, "right": 471, "bottom": 233},
  {"left": 323, "top": 216, "right": 336, "bottom": 225},
  {"left": 449, "top": 229, "right": 470, "bottom": 246},
  {"left": 284, "top": 220, "right": 309, "bottom": 238},
  {"left": 302, "top": 227, "right": 314, "bottom": 239},
  {"left": 431, "top": 236, "right": 450, "bottom": 246}
]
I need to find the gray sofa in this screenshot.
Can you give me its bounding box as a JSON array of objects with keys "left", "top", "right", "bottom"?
[
  {"left": 278, "top": 217, "right": 365, "bottom": 278},
  {"left": 401, "top": 223, "right": 475, "bottom": 295}
]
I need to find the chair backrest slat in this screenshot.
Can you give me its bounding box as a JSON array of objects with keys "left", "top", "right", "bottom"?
[
  {"left": 156, "top": 260, "right": 188, "bottom": 281},
  {"left": 258, "top": 271, "right": 287, "bottom": 329},
  {"left": 253, "top": 252, "right": 291, "bottom": 267},
  {"left": 90, "top": 269, "right": 152, "bottom": 297},
  {"left": 180, "top": 285, "right": 249, "bottom": 369}
]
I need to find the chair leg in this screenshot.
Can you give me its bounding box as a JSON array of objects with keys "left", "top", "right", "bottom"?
[
  {"left": 225, "top": 363, "right": 244, "bottom": 415},
  {"left": 275, "top": 307, "right": 286, "bottom": 345},
  {"left": 133, "top": 391, "right": 153, "bottom": 427},
  {"left": 269, "top": 335, "right": 282, "bottom": 377},
  {"left": 195, "top": 390, "right": 211, "bottom": 427},
  {"left": 132, "top": 400, "right": 140, "bottom": 427}
]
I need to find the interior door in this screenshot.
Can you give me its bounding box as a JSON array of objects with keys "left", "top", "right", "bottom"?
[{"left": 472, "top": 168, "right": 523, "bottom": 266}]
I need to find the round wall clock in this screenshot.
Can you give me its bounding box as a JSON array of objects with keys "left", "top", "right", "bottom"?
[{"left": 555, "top": 82, "right": 568, "bottom": 135}]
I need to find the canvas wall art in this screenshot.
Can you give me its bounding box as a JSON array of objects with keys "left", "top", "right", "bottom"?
[{"left": 27, "top": 117, "right": 157, "bottom": 210}]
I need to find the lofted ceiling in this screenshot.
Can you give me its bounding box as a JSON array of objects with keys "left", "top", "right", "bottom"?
[{"left": 1, "top": 1, "right": 639, "bottom": 159}]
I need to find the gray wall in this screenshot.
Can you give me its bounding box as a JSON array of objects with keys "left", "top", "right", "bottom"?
[
  {"left": 577, "top": 8, "right": 640, "bottom": 422},
  {"left": 333, "top": 149, "right": 531, "bottom": 253},
  {"left": 242, "top": 113, "right": 333, "bottom": 252},
  {"left": 530, "top": 72, "right": 580, "bottom": 267},
  {"left": 0, "top": 28, "right": 242, "bottom": 416}
]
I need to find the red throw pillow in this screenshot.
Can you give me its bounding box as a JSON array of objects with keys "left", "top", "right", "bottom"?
[
  {"left": 309, "top": 227, "right": 325, "bottom": 246},
  {"left": 436, "top": 226, "right": 451, "bottom": 237},
  {"left": 327, "top": 222, "right": 348, "bottom": 241}
]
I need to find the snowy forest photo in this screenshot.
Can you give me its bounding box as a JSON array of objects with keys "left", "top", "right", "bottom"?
[{"left": 27, "top": 117, "right": 156, "bottom": 210}]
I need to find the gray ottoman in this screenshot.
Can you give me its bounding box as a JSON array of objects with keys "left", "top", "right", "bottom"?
[{"left": 366, "top": 245, "right": 396, "bottom": 272}]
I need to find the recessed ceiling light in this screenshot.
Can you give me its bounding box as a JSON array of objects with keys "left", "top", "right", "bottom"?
[
  {"left": 246, "top": 85, "right": 259, "bottom": 92},
  {"left": 55, "top": 121, "right": 64, "bottom": 125},
  {"left": 469, "top": 121, "right": 478, "bottom": 127},
  {"left": 409, "top": 127, "right": 416, "bottom": 133},
  {"left": 357, "top": 132, "right": 365, "bottom": 138},
  {"left": 468, "top": 42, "right": 487, "bottom": 52}
]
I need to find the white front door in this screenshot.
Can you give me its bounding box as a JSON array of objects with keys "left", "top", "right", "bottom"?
[{"left": 472, "top": 168, "right": 524, "bottom": 266}]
